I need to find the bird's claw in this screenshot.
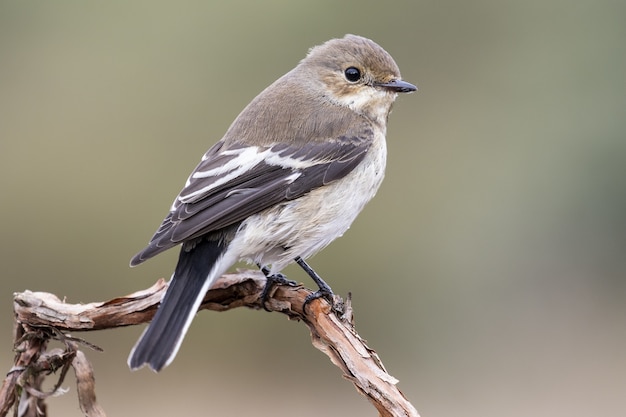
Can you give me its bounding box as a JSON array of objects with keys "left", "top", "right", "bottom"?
[
  {"left": 260, "top": 273, "right": 298, "bottom": 311},
  {"left": 303, "top": 288, "right": 335, "bottom": 313}
]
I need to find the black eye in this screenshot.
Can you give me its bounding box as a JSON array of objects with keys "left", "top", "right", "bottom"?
[{"left": 344, "top": 67, "right": 361, "bottom": 82}]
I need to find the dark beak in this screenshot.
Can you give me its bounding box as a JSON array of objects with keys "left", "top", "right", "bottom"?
[{"left": 376, "top": 79, "right": 417, "bottom": 93}]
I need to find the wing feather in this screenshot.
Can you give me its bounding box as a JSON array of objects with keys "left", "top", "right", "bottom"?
[{"left": 130, "top": 135, "right": 371, "bottom": 266}]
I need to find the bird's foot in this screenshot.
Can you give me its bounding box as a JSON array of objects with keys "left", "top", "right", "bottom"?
[
  {"left": 293, "top": 256, "right": 337, "bottom": 313},
  {"left": 303, "top": 287, "right": 335, "bottom": 312},
  {"left": 259, "top": 267, "right": 298, "bottom": 311}
]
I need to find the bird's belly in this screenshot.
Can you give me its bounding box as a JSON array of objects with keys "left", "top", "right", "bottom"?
[{"left": 232, "top": 136, "right": 387, "bottom": 272}]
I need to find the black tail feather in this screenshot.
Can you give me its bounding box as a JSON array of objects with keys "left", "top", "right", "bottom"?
[{"left": 128, "top": 237, "right": 228, "bottom": 371}]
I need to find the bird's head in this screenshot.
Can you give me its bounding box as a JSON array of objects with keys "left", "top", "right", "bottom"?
[{"left": 299, "top": 34, "right": 416, "bottom": 125}]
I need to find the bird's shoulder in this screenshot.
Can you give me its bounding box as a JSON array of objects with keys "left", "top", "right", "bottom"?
[{"left": 222, "top": 70, "right": 376, "bottom": 148}]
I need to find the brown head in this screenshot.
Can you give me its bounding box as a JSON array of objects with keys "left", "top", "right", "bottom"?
[
  {"left": 223, "top": 34, "right": 416, "bottom": 146},
  {"left": 297, "top": 34, "right": 416, "bottom": 125}
]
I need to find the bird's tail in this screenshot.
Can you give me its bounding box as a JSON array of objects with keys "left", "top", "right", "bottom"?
[{"left": 128, "top": 237, "right": 232, "bottom": 372}]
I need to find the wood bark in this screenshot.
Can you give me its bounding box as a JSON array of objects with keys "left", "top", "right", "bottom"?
[{"left": 0, "top": 270, "right": 418, "bottom": 417}]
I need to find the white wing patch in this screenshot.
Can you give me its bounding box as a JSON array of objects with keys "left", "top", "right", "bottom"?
[
  {"left": 193, "top": 147, "right": 264, "bottom": 179},
  {"left": 265, "top": 149, "right": 330, "bottom": 169},
  {"left": 178, "top": 144, "right": 328, "bottom": 206},
  {"left": 181, "top": 147, "right": 267, "bottom": 202}
]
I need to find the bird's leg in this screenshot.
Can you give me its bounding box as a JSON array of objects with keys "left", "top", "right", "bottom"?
[
  {"left": 258, "top": 264, "right": 297, "bottom": 311},
  {"left": 294, "top": 257, "right": 335, "bottom": 307}
]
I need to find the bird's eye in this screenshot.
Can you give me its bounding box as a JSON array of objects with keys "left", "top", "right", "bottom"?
[{"left": 344, "top": 67, "right": 361, "bottom": 82}]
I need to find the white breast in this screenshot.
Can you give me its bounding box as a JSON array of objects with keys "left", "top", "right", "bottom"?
[{"left": 230, "top": 131, "right": 387, "bottom": 273}]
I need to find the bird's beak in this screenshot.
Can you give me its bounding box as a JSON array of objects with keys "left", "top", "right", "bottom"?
[{"left": 375, "top": 79, "right": 417, "bottom": 93}]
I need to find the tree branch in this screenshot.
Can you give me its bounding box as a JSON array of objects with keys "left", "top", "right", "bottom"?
[{"left": 1, "top": 270, "right": 419, "bottom": 417}]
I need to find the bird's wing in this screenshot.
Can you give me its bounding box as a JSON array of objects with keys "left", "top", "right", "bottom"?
[{"left": 130, "top": 135, "right": 371, "bottom": 265}]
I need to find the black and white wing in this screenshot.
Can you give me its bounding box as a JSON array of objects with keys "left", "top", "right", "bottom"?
[{"left": 130, "top": 135, "right": 371, "bottom": 266}]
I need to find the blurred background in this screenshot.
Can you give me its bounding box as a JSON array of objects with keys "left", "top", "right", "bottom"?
[{"left": 1, "top": 1, "right": 624, "bottom": 416}]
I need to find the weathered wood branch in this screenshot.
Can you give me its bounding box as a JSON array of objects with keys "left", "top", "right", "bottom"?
[{"left": 1, "top": 270, "right": 418, "bottom": 417}]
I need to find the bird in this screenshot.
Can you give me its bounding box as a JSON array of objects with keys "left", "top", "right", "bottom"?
[{"left": 128, "top": 34, "right": 416, "bottom": 372}]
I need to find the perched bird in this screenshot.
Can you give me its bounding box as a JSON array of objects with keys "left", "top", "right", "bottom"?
[{"left": 128, "top": 34, "right": 416, "bottom": 372}]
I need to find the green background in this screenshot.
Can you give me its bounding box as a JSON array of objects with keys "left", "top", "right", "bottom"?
[{"left": 1, "top": 1, "right": 624, "bottom": 416}]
